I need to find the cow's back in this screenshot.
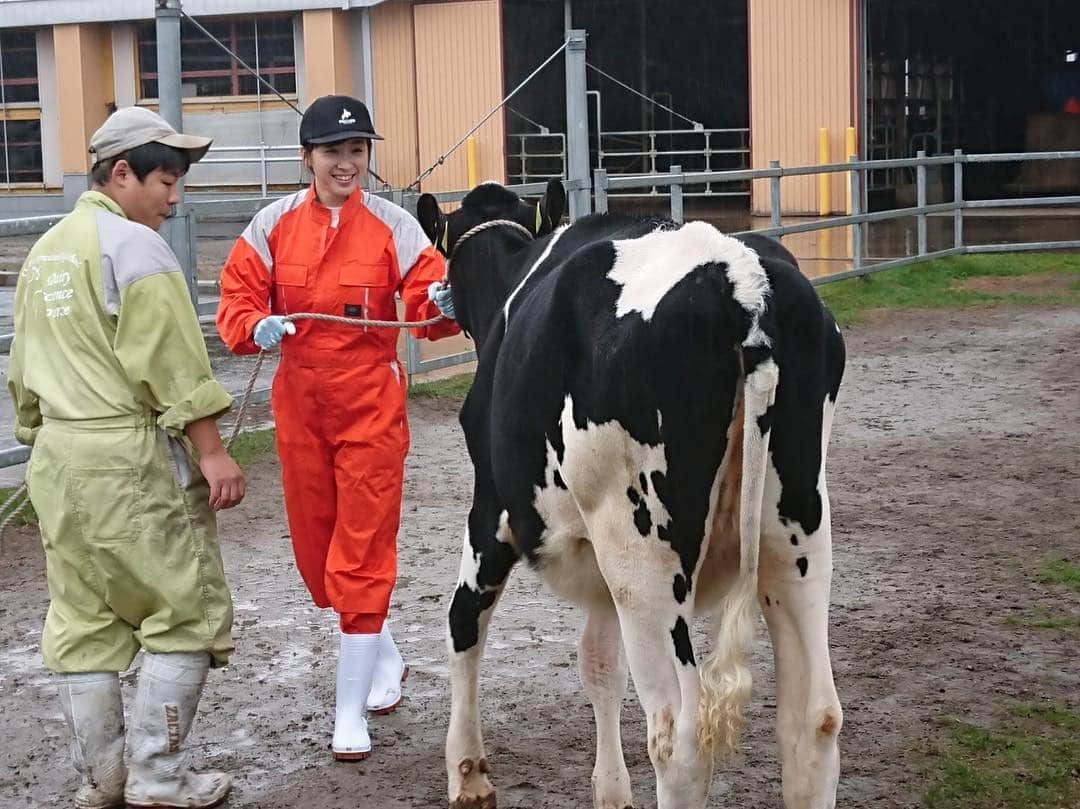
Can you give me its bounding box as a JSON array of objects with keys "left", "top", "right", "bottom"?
[{"left": 482, "top": 219, "right": 820, "bottom": 580}]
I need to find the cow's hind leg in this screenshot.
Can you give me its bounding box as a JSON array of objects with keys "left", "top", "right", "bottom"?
[
  {"left": 446, "top": 518, "right": 517, "bottom": 809},
  {"left": 579, "top": 604, "right": 634, "bottom": 809},
  {"left": 590, "top": 536, "right": 711, "bottom": 809},
  {"left": 759, "top": 421, "right": 843, "bottom": 807}
]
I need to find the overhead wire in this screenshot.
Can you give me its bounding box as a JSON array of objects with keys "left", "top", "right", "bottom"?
[
  {"left": 586, "top": 61, "right": 702, "bottom": 130},
  {"left": 407, "top": 38, "right": 570, "bottom": 190}
]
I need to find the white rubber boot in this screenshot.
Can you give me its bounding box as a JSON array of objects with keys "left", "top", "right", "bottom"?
[
  {"left": 366, "top": 622, "right": 409, "bottom": 715},
  {"left": 56, "top": 672, "right": 127, "bottom": 809},
  {"left": 124, "top": 652, "right": 231, "bottom": 809},
  {"left": 332, "top": 631, "right": 379, "bottom": 760}
]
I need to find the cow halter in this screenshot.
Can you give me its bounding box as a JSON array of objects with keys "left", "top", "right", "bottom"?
[{"left": 446, "top": 219, "right": 535, "bottom": 265}]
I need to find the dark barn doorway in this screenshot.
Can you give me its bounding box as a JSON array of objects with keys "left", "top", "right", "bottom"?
[
  {"left": 866, "top": 0, "right": 1080, "bottom": 205},
  {"left": 501, "top": 0, "right": 749, "bottom": 186}
]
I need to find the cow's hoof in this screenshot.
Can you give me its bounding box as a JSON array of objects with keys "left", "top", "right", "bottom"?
[
  {"left": 449, "top": 757, "right": 496, "bottom": 809},
  {"left": 449, "top": 796, "right": 496, "bottom": 809}
]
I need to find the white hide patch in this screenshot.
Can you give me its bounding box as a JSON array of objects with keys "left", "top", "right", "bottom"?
[
  {"left": 495, "top": 510, "right": 514, "bottom": 545},
  {"left": 551, "top": 395, "right": 672, "bottom": 539},
  {"left": 503, "top": 223, "right": 569, "bottom": 328},
  {"left": 457, "top": 525, "right": 482, "bottom": 592},
  {"left": 607, "top": 220, "right": 772, "bottom": 348},
  {"left": 529, "top": 396, "right": 682, "bottom": 607}
]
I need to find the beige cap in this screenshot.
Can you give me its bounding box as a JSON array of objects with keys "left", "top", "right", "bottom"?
[{"left": 89, "top": 106, "right": 212, "bottom": 164}]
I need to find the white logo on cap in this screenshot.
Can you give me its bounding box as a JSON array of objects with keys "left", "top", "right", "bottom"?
[{"left": 339, "top": 108, "right": 356, "bottom": 125}]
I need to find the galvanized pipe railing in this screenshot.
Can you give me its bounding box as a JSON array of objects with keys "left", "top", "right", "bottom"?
[{"left": 1, "top": 149, "right": 1078, "bottom": 470}]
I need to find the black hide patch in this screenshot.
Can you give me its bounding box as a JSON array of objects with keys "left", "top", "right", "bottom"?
[
  {"left": 673, "top": 574, "right": 688, "bottom": 604},
  {"left": 448, "top": 584, "right": 497, "bottom": 653},
  {"left": 626, "top": 486, "right": 653, "bottom": 537},
  {"left": 671, "top": 617, "right": 695, "bottom": 666},
  {"left": 796, "top": 556, "right": 809, "bottom": 577}
]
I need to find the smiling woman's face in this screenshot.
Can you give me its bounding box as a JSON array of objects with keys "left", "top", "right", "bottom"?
[{"left": 305, "top": 138, "right": 370, "bottom": 207}]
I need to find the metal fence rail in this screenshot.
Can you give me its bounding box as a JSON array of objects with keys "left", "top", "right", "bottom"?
[
  {"left": 0, "top": 150, "right": 1077, "bottom": 470},
  {"left": 596, "top": 127, "right": 751, "bottom": 197}
]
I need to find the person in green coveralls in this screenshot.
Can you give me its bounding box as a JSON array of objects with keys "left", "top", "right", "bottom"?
[{"left": 7, "top": 106, "right": 245, "bottom": 809}]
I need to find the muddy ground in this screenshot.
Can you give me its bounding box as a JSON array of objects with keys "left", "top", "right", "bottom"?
[{"left": 2, "top": 303, "right": 1078, "bottom": 808}]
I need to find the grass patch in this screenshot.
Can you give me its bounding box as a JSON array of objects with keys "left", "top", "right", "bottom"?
[
  {"left": 227, "top": 427, "right": 277, "bottom": 467},
  {"left": 1002, "top": 556, "right": 1080, "bottom": 632},
  {"left": 409, "top": 373, "right": 474, "bottom": 400},
  {"left": 923, "top": 701, "right": 1080, "bottom": 809},
  {"left": 818, "top": 252, "right": 1080, "bottom": 325},
  {"left": 1003, "top": 610, "right": 1080, "bottom": 631},
  {"left": 1036, "top": 557, "right": 1080, "bottom": 593}
]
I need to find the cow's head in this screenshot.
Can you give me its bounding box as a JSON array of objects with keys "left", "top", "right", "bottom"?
[{"left": 417, "top": 179, "right": 565, "bottom": 348}]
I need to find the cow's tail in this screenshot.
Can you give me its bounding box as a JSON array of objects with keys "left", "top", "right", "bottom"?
[{"left": 698, "top": 344, "right": 779, "bottom": 758}]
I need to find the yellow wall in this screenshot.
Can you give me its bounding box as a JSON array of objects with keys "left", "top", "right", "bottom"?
[
  {"left": 371, "top": 2, "right": 420, "bottom": 188},
  {"left": 302, "top": 9, "right": 353, "bottom": 102},
  {"left": 748, "top": 0, "right": 856, "bottom": 214},
  {"left": 53, "top": 24, "right": 114, "bottom": 173},
  {"left": 412, "top": 1, "right": 505, "bottom": 193}
]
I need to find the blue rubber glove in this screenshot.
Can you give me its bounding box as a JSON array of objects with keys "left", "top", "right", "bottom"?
[
  {"left": 253, "top": 316, "right": 296, "bottom": 349},
  {"left": 428, "top": 282, "right": 456, "bottom": 320}
]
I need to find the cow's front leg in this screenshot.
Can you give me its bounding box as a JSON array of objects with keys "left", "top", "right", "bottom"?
[
  {"left": 759, "top": 486, "right": 842, "bottom": 809},
  {"left": 579, "top": 604, "right": 633, "bottom": 809},
  {"left": 446, "top": 518, "right": 517, "bottom": 809}
]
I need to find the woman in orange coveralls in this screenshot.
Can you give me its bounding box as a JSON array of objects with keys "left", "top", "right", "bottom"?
[{"left": 216, "top": 95, "right": 459, "bottom": 761}]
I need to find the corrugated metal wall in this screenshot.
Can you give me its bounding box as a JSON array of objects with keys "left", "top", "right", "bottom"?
[
  {"left": 412, "top": 0, "right": 504, "bottom": 194},
  {"left": 54, "top": 23, "right": 113, "bottom": 173},
  {"left": 749, "top": 0, "right": 855, "bottom": 214},
  {"left": 371, "top": 2, "right": 420, "bottom": 189}
]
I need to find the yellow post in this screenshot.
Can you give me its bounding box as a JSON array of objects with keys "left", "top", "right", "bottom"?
[
  {"left": 818, "top": 128, "right": 830, "bottom": 215},
  {"left": 466, "top": 136, "right": 479, "bottom": 188},
  {"left": 845, "top": 126, "right": 857, "bottom": 214}
]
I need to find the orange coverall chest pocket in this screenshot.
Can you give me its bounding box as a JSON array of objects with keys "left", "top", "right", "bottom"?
[
  {"left": 338, "top": 259, "right": 390, "bottom": 289},
  {"left": 275, "top": 262, "right": 309, "bottom": 287}
]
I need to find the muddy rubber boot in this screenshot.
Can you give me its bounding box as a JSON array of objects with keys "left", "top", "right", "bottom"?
[
  {"left": 366, "top": 622, "right": 408, "bottom": 715},
  {"left": 124, "top": 652, "right": 231, "bottom": 809},
  {"left": 56, "top": 672, "right": 127, "bottom": 809},
  {"left": 332, "top": 631, "right": 379, "bottom": 760}
]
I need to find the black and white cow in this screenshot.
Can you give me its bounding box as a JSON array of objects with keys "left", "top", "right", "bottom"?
[{"left": 417, "top": 180, "right": 846, "bottom": 809}]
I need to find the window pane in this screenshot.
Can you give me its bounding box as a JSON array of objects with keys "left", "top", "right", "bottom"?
[
  {"left": 1, "top": 119, "right": 44, "bottom": 183},
  {"left": 137, "top": 15, "right": 295, "bottom": 100},
  {"left": 0, "top": 29, "right": 40, "bottom": 104}
]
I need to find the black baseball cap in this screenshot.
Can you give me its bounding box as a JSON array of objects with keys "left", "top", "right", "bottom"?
[{"left": 300, "top": 95, "right": 384, "bottom": 145}]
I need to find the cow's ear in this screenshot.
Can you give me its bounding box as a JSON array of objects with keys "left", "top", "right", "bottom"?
[
  {"left": 416, "top": 193, "right": 444, "bottom": 247},
  {"left": 538, "top": 178, "right": 566, "bottom": 234}
]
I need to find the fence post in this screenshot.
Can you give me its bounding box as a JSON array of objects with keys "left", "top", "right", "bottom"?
[
  {"left": 405, "top": 333, "right": 421, "bottom": 388},
  {"left": 670, "top": 164, "right": 683, "bottom": 224},
  {"left": 259, "top": 142, "right": 268, "bottom": 198},
  {"left": 593, "top": 168, "right": 608, "bottom": 214},
  {"left": 769, "top": 159, "right": 782, "bottom": 229},
  {"left": 916, "top": 149, "right": 927, "bottom": 256},
  {"left": 818, "top": 128, "right": 830, "bottom": 215},
  {"left": 953, "top": 148, "right": 964, "bottom": 251},
  {"left": 155, "top": 0, "right": 198, "bottom": 306},
  {"left": 849, "top": 153, "right": 862, "bottom": 271},
  {"left": 564, "top": 29, "right": 592, "bottom": 220}
]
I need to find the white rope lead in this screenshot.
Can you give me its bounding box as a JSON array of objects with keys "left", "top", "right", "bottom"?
[
  {"left": 0, "top": 311, "right": 447, "bottom": 549},
  {"left": 0, "top": 482, "right": 29, "bottom": 551},
  {"left": 225, "top": 310, "right": 446, "bottom": 449}
]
